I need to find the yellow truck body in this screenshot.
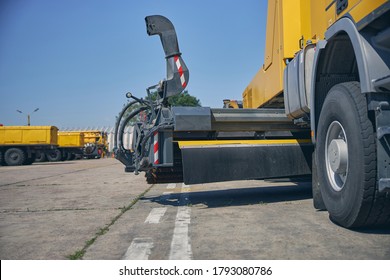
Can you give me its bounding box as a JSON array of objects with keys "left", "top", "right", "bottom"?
[
  {"left": 42, "top": 131, "right": 85, "bottom": 162},
  {"left": 235, "top": 0, "right": 390, "bottom": 228},
  {"left": 58, "top": 132, "right": 84, "bottom": 148},
  {"left": 243, "top": 0, "right": 388, "bottom": 108},
  {"left": 0, "top": 126, "right": 58, "bottom": 146},
  {"left": 82, "top": 131, "right": 102, "bottom": 144},
  {"left": 0, "top": 126, "right": 58, "bottom": 166},
  {"left": 67, "top": 130, "right": 108, "bottom": 158}
]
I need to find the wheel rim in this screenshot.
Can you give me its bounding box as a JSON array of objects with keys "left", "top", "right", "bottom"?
[
  {"left": 11, "top": 153, "right": 20, "bottom": 161},
  {"left": 325, "top": 121, "right": 349, "bottom": 192}
]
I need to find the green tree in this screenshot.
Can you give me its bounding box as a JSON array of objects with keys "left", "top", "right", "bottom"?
[
  {"left": 168, "top": 90, "right": 201, "bottom": 107},
  {"left": 146, "top": 90, "right": 201, "bottom": 107}
]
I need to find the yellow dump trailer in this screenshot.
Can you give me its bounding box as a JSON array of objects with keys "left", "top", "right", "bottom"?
[
  {"left": 58, "top": 132, "right": 84, "bottom": 148},
  {"left": 0, "top": 126, "right": 58, "bottom": 166},
  {"left": 40, "top": 132, "right": 85, "bottom": 162}
]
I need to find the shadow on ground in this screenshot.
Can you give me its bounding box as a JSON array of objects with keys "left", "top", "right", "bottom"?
[{"left": 142, "top": 181, "right": 312, "bottom": 208}]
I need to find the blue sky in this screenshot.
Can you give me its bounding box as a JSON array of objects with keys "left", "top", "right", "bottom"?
[{"left": 0, "top": 0, "right": 267, "bottom": 128}]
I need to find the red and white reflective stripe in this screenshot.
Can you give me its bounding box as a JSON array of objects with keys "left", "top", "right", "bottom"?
[
  {"left": 174, "top": 55, "right": 186, "bottom": 88},
  {"left": 153, "top": 131, "right": 159, "bottom": 165}
]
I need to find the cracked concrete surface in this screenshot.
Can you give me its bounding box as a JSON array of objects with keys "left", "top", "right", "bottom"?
[
  {"left": 0, "top": 158, "right": 150, "bottom": 259},
  {"left": 1, "top": 158, "right": 390, "bottom": 260}
]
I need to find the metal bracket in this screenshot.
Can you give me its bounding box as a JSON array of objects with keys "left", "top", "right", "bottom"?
[{"left": 376, "top": 107, "right": 390, "bottom": 192}]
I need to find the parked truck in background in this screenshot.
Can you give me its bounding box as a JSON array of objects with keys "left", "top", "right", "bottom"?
[
  {"left": 0, "top": 126, "right": 58, "bottom": 166},
  {"left": 223, "top": 99, "right": 243, "bottom": 109},
  {"left": 82, "top": 130, "right": 108, "bottom": 159},
  {"left": 114, "top": 0, "right": 390, "bottom": 228},
  {"left": 39, "top": 131, "right": 85, "bottom": 162}
]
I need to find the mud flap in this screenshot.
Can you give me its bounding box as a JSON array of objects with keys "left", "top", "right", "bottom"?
[{"left": 180, "top": 141, "right": 313, "bottom": 185}]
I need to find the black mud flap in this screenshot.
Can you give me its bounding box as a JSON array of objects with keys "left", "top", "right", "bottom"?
[{"left": 181, "top": 142, "right": 313, "bottom": 185}]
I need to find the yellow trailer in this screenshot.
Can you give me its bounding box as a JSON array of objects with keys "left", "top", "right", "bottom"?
[
  {"left": 58, "top": 132, "right": 84, "bottom": 148},
  {"left": 41, "top": 132, "right": 85, "bottom": 162},
  {"left": 69, "top": 130, "right": 108, "bottom": 159},
  {"left": 0, "top": 126, "right": 58, "bottom": 165}
]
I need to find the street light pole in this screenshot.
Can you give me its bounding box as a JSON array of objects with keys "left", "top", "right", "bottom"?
[{"left": 16, "top": 108, "right": 39, "bottom": 126}]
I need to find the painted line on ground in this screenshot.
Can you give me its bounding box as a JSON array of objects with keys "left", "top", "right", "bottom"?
[
  {"left": 145, "top": 207, "right": 167, "bottom": 224},
  {"left": 169, "top": 183, "right": 192, "bottom": 260},
  {"left": 122, "top": 238, "right": 154, "bottom": 260},
  {"left": 123, "top": 183, "right": 193, "bottom": 260}
]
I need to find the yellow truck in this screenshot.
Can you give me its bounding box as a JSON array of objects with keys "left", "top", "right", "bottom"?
[
  {"left": 0, "top": 126, "right": 58, "bottom": 166},
  {"left": 40, "top": 132, "right": 85, "bottom": 162},
  {"left": 79, "top": 130, "right": 108, "bottom": 159},
  {"left": 115, "top": 1, "right": 390, "bottom": 228},
  {"left": 222, "top": 99, "right": 243, "bottom": 109}
]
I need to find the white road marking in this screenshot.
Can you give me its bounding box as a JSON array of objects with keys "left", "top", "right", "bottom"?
[
  {"left": 169, "top": 184, "right": 192, "bottom": 260},
  {"left": 123, "top": 183, "right": 192, "bottom": 260},
  {"left": 145, "top": 207, "right": 167, "bottom": 224},
  {"left": 122, "top": 238, "right": 154, "bottom": 260}
]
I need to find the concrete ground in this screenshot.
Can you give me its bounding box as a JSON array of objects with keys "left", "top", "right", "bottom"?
[{"left": 0, "top": 158, "right": 389, "bottom": 260}]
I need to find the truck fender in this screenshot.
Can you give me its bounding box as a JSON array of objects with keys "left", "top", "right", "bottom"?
[
  {"left": 326, "top": 18, "right": 389, "bottom": 93},
  {"left": 310, "top": 17, "right": 390, "bottom": 143},
  {"left": 309, "top": 40, "right": 326, "bottom": 144}
]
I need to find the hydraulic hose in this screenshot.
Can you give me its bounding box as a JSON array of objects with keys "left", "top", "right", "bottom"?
[
  {"left": 117, "top": 106, "right": 148, "bottom": 151},
  {"left": 114, "top": 100, "right": 138, "bottom": 149}
]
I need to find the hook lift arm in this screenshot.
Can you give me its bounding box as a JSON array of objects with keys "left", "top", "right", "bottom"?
[{"left": 114, "top": 15, "right": 189, "bottom": 174}]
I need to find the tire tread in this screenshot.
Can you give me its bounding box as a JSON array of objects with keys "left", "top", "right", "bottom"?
[{"left": 341, "top": 82, "right": 390, "bottom": 227}]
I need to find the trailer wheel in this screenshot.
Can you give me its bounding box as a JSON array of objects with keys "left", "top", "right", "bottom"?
[
  {"left": 46, "top": 149, "right": 62, "bottom": 162},
  {"left": 35, "top": 151, "right": 47, "bottom": 162},
  {"left": 316, "top": 82, "right": 390, "bottom": 228},
  {"left": 4, "top": 148, "right": 26, "bottom": 166}
]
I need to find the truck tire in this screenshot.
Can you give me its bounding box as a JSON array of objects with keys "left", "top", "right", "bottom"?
[
  {"left": 35, "top": 151, "right": 47, "bottom": 162},
  {"left": 316, "top": 82, "right": 390, "bottom": 228},
  {"left": 84, "top": 144, "right": 96, "bottom": 155},
  {"left": 46, "top": 149, "right": 62, "bottom": 162},
  {"left": 4, "top": 148, "right": 26, "bottom": 166}
]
